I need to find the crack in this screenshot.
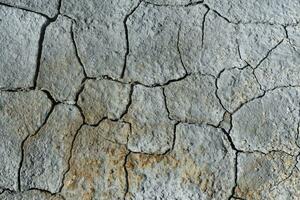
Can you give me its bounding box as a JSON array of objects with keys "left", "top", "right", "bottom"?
[
  {"left": 162, "top": 87, "right": 172, "bottom": 121},
  {"left": 254, "top": 39, "right": 284, "bottom": 69},
  {"left": 70, "top": 20, "right": 87, "bottom": 79},
  {"left": 33, "top": 7, "right": 61, "bottom": 89},
  {"left": 170, "top": 122, "right": 179, "bottom": 152},
  {"left": 0, "top": 87, "right": 33, "bottom": 92},
  {"left": 58, "top": 122, "right": 84, "bottom": 193},
  {"left": 228, "top": 151, "right": 238, "bottom": 200},
  {"left": 123, "top": 151, "right": 131, "bottom": 200},
  {"left": 143, "top": 0, "right": 204, "bottom": 7},
  {"left": 119, "top": 84, "right": 134, "bottom": 120},
  {"left": 252, "top": 68, "right": 265, "bottom": 92},
  {"left": 18, "top": 102, "right": 56, "bottom": 192},
  {"left": 215, "top": 69, "right": 230, "bottom": 113},
  {"left": 120, "top": 0, "right": 142, "bottom": 78},
  {"left": 201, "top": 5, "right": 210, "bottom": 48},
  {"left": 177, "top": 23, "right": 188, "bottom": 74}
]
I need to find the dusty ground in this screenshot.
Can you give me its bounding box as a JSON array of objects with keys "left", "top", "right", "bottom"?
[{"left": 1, "top": 0, "right": 300, "bottom": 199}]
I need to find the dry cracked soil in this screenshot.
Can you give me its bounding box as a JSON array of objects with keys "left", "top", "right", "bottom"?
[{"left": 1, "top": 0, "right": 300, "bottom": 200}]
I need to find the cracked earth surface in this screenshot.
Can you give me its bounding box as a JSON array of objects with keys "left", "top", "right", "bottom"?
[{"left": 1, "top": 0, "right": 300, "bottom": 199}]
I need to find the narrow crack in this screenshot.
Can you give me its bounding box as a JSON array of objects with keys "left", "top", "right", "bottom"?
[
  {"left": 177, "top": 23, "right": 188, "bottom": 74},
  {"left": 201, "top": 5, "right": 210, "bottom": 48},
  {"left": 123, "top": 151, "right": 131, "bottom": 200},
  {"left": 228, "top": 151, "right": 239, "bottom": 200},
  {"left": 70, "top": 20, "right": 88, "bottom": 79},
  {"left": 120, "top": 0, "right": 142, "bottom": 78},
  {"left": 119, "top": 84, "right": 134, "bottom": 120},
  {"left": 162, "top": 87, "right": 172, "bottom": 121},
  {"left": 215, "top": 68, "right": 230, "bottom": 113},
  {"left": 58, "top": 122, "right": 84, "bottom": 193},
  {"left": 143, "top": 0, "right": 204, "bottom": 7},
  {"left": 254, "top": 39, "right": 284, "bottom": 69}
]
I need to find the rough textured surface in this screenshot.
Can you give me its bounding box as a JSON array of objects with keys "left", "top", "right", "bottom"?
[
  {"left": 2, "top": 1, "right": 300, "bottom": 199},
  {"left": 165, "top": 73, "right": 225, "bottom": 126},
  {"left": 124, "top": 85, "right": 174, "bottom": 154},
  {"left": 217, "top": 67, "right": 263, "bottom": 113},
  {"left": 20, "top": 104, "right": 83, "bottom": 193},
  {"left": 126, "top": 123, "right": 235, "bottom": 199},
  {"left": 0, "top": 6, "right": 46, "bottom": 89},
  {"left": 0, "top": 91, "right": 52, "bottom": 191},
  {"left": 78, "top": 79, "right": 131, "bottom": 125},
  {"left": 255, "top": 39, "right": 300, "bottom": 90},
  {"left": 61, "top": 120, "right": 129, "bottom": 200},
  {"left": 0, "top": 0, "right": 60, "bottom": 17},
  {"left": 231, "top": 87, "right": 300, "bottom": 155},
  {"left": 0, "top": 190, "right": 63, "bottom": 200},
  {"left": 206, "top": 0, "right": 300, "bottom": 24},
  {"left": 37, "top": 16, "right": 84, "bottom": 103},
  {"left": 61, "top": 0, "right": 139, "bottom": 78},
  {"left": 235, "top": 151, "right": 297, "bottom": 199}
]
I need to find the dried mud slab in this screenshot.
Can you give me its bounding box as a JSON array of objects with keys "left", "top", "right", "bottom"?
[
  {"left": 126, "top": 123, "right": 235, "bottom": 200},
  {"left": 124, "top": 85, "right": 175, "bottom": 154},
  {"left": 235, "top": 151, "right": 297, "bottom": 199},
  {"left": 231, "top": 87, "right": 300, "bottom": 155},
  {"left": 61, "top": 120, "right": 130, "bottom": 200},
  {"left": 78, "top": 79, "right": 131, "bottom": 125},
  {"left": 61, "top": 0, "right": 139, "bottom": 78},
  {"left": 0, "top": 6, "right": 46, "bottom": 89},
  {"left": 217, "top": 66, "right": 263, "bottom": 113},
  {"left": 37, "top": 16, "right": 84, "bottom": 103},
  {"left": 255, "top": 40, "right": 300, "bottom": 90},
  {"left": 20, "top": 104, "right": 83, "bottom": 193},
  {"left": 164, "top": 73, "right": 225, "bottom": 126},
  {"left": 0, "top": 91, "right": 52, "bottom": 191}
]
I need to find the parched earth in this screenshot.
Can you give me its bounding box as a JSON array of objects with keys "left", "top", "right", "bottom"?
[{"left": 1, "top": 0, "right": 300, "bottom": 200}]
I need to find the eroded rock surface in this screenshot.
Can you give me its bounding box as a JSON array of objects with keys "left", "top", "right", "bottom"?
[
  {"left": 0, "top": 91, "right": 52, "bottom": 191},
  {"left": 126, "top": 123, "right": 235, "bottom": 199},
  {"left": 0, "top": 6, "right": 46, "bottom": 89}
]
